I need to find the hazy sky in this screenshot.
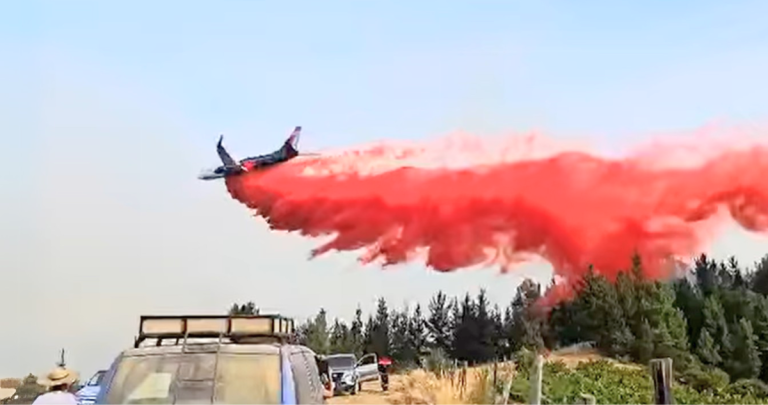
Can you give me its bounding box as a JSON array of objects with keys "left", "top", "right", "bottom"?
[{"left": 2, "top": 0, "right": 768, "bottom": 377}]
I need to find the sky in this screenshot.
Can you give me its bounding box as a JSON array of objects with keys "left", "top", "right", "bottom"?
[{"left": 1, "top": 0, "right": 768, "bottom": 377}]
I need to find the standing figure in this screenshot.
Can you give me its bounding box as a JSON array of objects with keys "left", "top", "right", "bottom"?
[
  {"left": 32, "top": 367, "right": 79, "bottom": 404},
  {"left": 377, "top": 356, "right": 392, "bottom": 392}
]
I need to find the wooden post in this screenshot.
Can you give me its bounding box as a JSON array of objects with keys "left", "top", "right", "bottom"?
[
  {"left": 529, "top": 354, "right": 543, "bottom": 405},
  {"left": 650, "top": 358, "right": 673, "bottom": 404},
  {"left": 579, "top": 393, "right": 596, "bottom": 405},
  {"left": 493, "top": 360, "right": 498, "bottom": 387}
]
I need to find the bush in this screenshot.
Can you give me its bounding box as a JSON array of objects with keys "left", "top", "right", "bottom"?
[{"left": 503, "top": 359, "right": 768, "bottom": 404}]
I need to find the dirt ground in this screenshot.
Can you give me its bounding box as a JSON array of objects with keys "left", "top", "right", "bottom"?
[{"left": 327, "top": 376, "right": 401, "bottom": 404}]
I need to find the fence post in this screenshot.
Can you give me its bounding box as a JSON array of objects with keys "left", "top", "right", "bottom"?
[
  {"left": 493, "top": 360, "right": 498, "bottom": 387},
  {"left": 529, "top": 354, "right": 543, "bottom": 405},
  {"left": 650, "top": 358, "right": 673, "bottom": 404}
]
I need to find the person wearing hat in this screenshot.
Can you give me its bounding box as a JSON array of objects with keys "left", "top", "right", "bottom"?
[{"left": 32, "top": 367, "right": 79, "bottom": 404}]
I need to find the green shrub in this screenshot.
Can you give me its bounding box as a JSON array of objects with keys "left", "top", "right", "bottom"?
[{"left": 501, "top": 359, "right": 768, "bottom": 404}]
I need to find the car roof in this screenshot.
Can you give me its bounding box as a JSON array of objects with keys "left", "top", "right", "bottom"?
[
  {"left": 326, "top": 353, "right": 355, "bottom": 358},
  {"left": 120, "top": 341, "right": 285, "bottom": 357}
]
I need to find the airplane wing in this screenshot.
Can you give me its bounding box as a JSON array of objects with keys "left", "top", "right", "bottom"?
[{"left": 216, "top": 135, "right": 239, "bottom": 167}]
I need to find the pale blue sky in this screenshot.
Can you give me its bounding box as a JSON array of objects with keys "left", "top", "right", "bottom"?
[{"left": 1, "top": 0, "right": 768, "bottom": 377}]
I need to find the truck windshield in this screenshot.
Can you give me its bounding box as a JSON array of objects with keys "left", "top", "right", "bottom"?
[
  {"left": 103, "top": 352, "right": 281, "bottom": 404},
  {"left": 86, "top": 371, "right": 106, "bottom": 386},
  {"left": 326, "top": 356, "right": 355, "bottom": 369}
]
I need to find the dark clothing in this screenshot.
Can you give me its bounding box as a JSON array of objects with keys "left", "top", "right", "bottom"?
[{"left": 377, "top": 357, "right": 391, "bottom": 391}]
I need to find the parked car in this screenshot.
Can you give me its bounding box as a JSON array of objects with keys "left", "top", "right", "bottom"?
[
  {"left": 96, "top": 314, "right": 329, "bottom": 404},
  {"left": 75, "top": 370, "right": 106, "bottom": 404},
  {"left": 324, "top": 353, "right": 379, "bottom": 396}
]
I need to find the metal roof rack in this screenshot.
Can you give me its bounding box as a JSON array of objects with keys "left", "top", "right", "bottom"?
[{"left": 133, "top": 314, "right": 295, "bottom": 348}]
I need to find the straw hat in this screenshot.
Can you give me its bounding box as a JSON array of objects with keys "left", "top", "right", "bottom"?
[{"left": 37, "top": 367, "right": 79, "bottom": 387}]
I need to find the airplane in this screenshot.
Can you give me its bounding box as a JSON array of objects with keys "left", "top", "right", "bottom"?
[{"left": 198, "top": 126, "right": 315, "bottom": 180}]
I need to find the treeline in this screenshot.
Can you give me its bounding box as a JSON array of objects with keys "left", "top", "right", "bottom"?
[{"left": 230, "top": 253, "right": 768, "bottom": 390}]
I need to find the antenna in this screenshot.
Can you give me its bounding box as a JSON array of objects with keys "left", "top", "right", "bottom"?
[{"left": 57, "top": 348, "right": 66, "bottom": 368}]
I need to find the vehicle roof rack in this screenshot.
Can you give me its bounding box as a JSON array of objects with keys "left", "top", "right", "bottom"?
[{"left": 133, "top": 314, "right": 295, "bottom": 348}]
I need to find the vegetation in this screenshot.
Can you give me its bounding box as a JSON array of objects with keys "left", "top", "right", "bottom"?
[{"left": 232, "top": 252, "right": 768, "bottom": 402}]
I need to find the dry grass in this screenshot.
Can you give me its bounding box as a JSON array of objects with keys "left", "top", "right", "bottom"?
[
  {"left": 332, "top": 348, "right": 626, "bottom": 404},
  {"left": 388, "top": 363, "right": 515, "bottom": 405}
]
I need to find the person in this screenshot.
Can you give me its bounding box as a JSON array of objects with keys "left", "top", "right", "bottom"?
[
  {"left": 32, "top": 367, "right": 79, "bottom": 404},
  {"left": 377, "top": 356, "right": 392, "bottom": 392},
  {"left": 315, "top": 355, "right": 334, "bottom": 400}
]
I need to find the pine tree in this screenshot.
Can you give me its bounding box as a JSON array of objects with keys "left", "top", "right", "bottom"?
[
  {"left": 426, "top": 291, "right": 453, "bottom": 354},
  {"left": 228, "top": 301, "right": 259, "bottom": 315},
  {"left": 368, "top": 298, "right": 391, "bottom": 356},
  {"left": 329, "top": 318, "right": 354, "bottom": 353},
  {"left": 490, "top": 304, "right": 507, "bottom": 359},
  {"left": 752, "top": 254, "right": 768, "bottom": 296},
  {"left": 303, "top": 308, "right": 330, "bottom": 354},
  {"left": 725, "top": 318, "right": 762, "bottom": 380},
  {"left": 389, "top": 308, "right": 413, "bottom": 364},
  {"left": 451, "top": 293, "right": 477, "bottom": 362},
  {"left": 474, "top": 289, "right": 496, "bottom": 363},
  {"left": 673, "top": 277, "right": 705, "bottom": 351},
  {"left": 350, "top": 307, "right": 365, "bottom": 357},
  {"left": 510, "top": 279, "right": 545, "bottom": 352},
  {"left": 752, "top": 296, "right": 768, "bottom": 381},
  {"left": 695, "top": 328, "right": 722, "bottom": 366},
  {"left": 635, "top": 319, "right": 655, "bottom": 364},
  {"left": 694, "top": 253, "right": 719, "bottom": 296},
  {"left": 363, "top": 314, "right": 375, "bottom": 353},
  {"left": 702, "top": 294, "right": 732, "bottom": 365},
  {"left": 575, "top": 270, "right": 632, "bottom": 356},
  {"left": 407, "top": 304, "right": 427, "bottom": 363}
]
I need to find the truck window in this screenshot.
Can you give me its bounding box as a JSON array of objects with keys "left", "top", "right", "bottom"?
[{"left": 104, "top": 353, "right": 280, "bottom": 404}]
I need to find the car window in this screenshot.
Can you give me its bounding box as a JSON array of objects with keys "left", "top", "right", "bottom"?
[
  {"left": 104, "top": 353, "right": 280, "bottom": 404},
  {"left": 87, "top": 371, "right": 106, "bottom": 386},
  {"left": 214, "top": 353, "right": 281, "bottom": 404},
  {"left": 326, "top": 356, "right": 355, "bottom": 369}
]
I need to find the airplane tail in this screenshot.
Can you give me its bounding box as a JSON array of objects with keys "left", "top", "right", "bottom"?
[
  {"left": 284, "top": 126, "right": 301, "bottom": 151},
  {"left": 216, "top": 135, "right": 239, "bottom": 168}
]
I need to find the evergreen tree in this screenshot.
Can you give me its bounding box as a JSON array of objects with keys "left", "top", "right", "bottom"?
[
  {"left": 389, "top": 308, "right": 411, "bottom": 363},
  {"left": 510, "top": 279, "right": 545, "bottom": 352},
  {"left": 473, "top": 289, "right": 496, "bottom": 363},
  {"left": 575, "top": 269, "right": 632, "bottom": 356},
  {"left": 350, "top": 306, "right": 365, "bottom": 357},
  {"left": 407, "top": 304, "right": 427, "bottom": 363},
  {"left": 673, "top": 278, "right": 704, "bottom": 351},
  {"left": 725, "top": 318, "right": 762, "bottom": 380},
  {"left": 228, "top": 301, "right": 259, "bottom": 315},
  {"left": 635, "top": 319, "right": 655, "bottom": 364},
  {"left": 329, "top": 318, "right": 354, "bottom": 353},
  {"left": 490, "top": 304, "right": 507, "bottom": 359},
  {"left": 702, "top": 294, "right": 732, "bottom": 365},
  {"left": 368, "top": 297, "right": 391, "bottom": 356},
  {"left": 363, "top": 314, "right": 375, "bottom": 353},
  {"left": 694, "top": 254, "right": 719, "bottom": 296},
  {"left": 752, "top": 296, "right": 768, "bottom": 381},
  {"left": 695, "top": 329, "right": 722, "bottom": 366},
  {"left": 753, "top": 254, "right": 768, "bottom": 296},
  {"left": 426, "top": 291, "right": 453, "bottom": 354},
  {"left": 451, "top": 293, "right": 477, "bottom": 362},
  {"left": 303, "top": 308, "right": 330, "bottom": 354}
]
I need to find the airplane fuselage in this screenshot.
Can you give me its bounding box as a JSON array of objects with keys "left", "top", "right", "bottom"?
[{"left": 198, "top": 144, "right": 299, "bottom": 180}]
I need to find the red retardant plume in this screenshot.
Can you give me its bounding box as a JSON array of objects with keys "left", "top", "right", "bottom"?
[{"left": 225, "top": 125, "right": 768, "bottom": 302}]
